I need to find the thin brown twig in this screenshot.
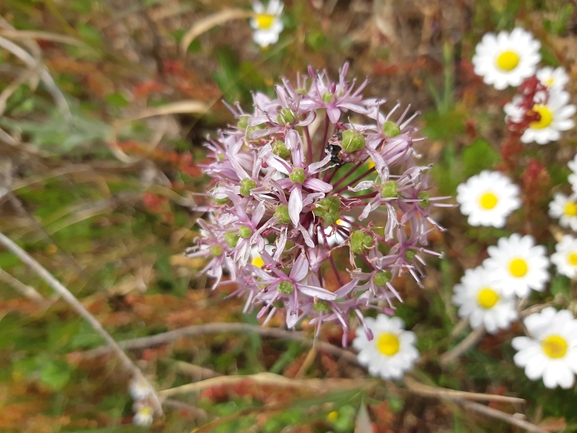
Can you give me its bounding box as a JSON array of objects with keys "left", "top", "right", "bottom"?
[
  {"left": 159, "top": 372, "right": 377, "bottom": 398},
  {"left": 0, "top": 230, "right": 163, "bottom": 416},
  {"left": 404, "top": 376, "right": 525, "bottom": 404},
  {"left": 83, "top": 322, "right": 360, "bottom": 365},
  {"left": 455, "top": 399, "right": 548, "bottom": 433},
  {"left": 439, "top": 327, "right": 486, "bottom": 367}
]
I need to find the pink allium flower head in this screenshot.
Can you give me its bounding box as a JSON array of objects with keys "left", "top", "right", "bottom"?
[{"left": 187, "top": 63, "right": 448, "bottom": 344}]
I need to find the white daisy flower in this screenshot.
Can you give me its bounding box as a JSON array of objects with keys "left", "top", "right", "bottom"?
[
  {"left": 129, "top": 377, "right": 153, "bottom": 401},
  {"left": 549, "top": 192, "right": 577, "bottom": 231},
  {"left": 483, "top": 233, "right": 549, "bottom": 298},
  {"left": 321, "top": 217, "right": 353, "bottom": 247},
  {"left": 472, "top": 28, "right": 541, "bottom": 90},
  {"left": 504, "top": 90, "right": 576, "bottom": 145},
  {"left": 568, "top": 154, "right": 577, "bottom": 193},
  {"left": 352, "top": 314, "right": 419, "bottom": 380},
  {"left": 537, "top": 66, "right": 569, "bottom": 91},
  {"left": 133, "top": 403, "right": 154, "bottom": 426},
  {"left": 250, "top": 0, "right": 284, "bottom": 48},
  {"left": 456, "top": 171, "right": 521, "bottom": 228},
  {"left": 452, "top": 266, "right": 518, "bottom": 334},
  {"left": 512, "top": 307, "right": 577, "bottom": 389},
  {"left": 551, "top": 235, "right": 577, "bottom": 278}
]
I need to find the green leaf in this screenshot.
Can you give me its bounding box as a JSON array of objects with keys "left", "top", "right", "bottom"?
[
  {"left": 40, "top": 360, "right": 73, "bottom": 390},
  {"left": 462, "top": 138, "right": 500, "bottom": 178}
]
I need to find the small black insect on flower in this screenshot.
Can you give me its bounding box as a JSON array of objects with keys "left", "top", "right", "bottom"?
[{"left": 326, "top": 132, "right": 344, "bottom": 166}]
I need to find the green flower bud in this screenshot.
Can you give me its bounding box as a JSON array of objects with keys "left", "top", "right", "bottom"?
[
  {"left": 278, "top": 281, "right": 295, "bottom": 294},
  {"left": 418, "top": 191, "right": 430, "bottom": 208},
  {"left": 374, "top": 270, "right": 392, "bottom": 286},
  {"left": 240, "top": 178, "right": 257, "bottom": 197},
  {"left": 224, "top": 232, "right": 239, "bottom": 248},
  {"left": 322, "top": 92, "right": 333, "bottom": 104},
  {"left": 272, "top": 140, "right": 291, "bottom": 159},
  {"left": 381, "top": 180, "right": 399, "bottom": 198},
  {"left": 210, "top": 245, "right": 223, "bottom": 257},
  {"left": 341, "top": 129, "right": 366, "bottom": 153},
  {"left": 382, "top": 120, "right": 401, "bottom": 137},
  {"left": 239, "top": 225, "right": 253, "bottom": 239},
  {"left": 274, "top": 205, "right": 291, "bottom": 224},
  {"left": 314, "top": 300, "right": 329, "bottom": 312},
  {"left": 277, "top": 108, "right": 296, "bottom": 124},
  {"left": 290, "top": 167, "right": 306, "bottom": 184},
  {"left": 313, "top": 196, "right": 341, "bottom": 226},
  {"left": 214, "top": 197, "right": 229, "bottom": 205},
  {"left": 237, "top": 115, "right": 250, "bottom": 129},
  {"left": 350, "top": 230, "right": 374, "bottom": 254},
  {"left": 405, "top": 250, "right": 417, "bottom": 260}
]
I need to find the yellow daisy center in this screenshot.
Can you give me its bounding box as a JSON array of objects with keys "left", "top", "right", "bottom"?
[
  {"left": 495, "top": 50, "right": 520, "bottom": 71},
  {"left": 251, "top": 255, "right": 265, "bottom": 268},
  {"left": 545, "top": 77, "right": 555, "bottom": 86},
  {"left": 367, "top": 159, "right": 375, "bottom": 170},
  {"left": 478, "top": 192, "right": 498, "bottom": 210},
  {"left": 376, "top": 332, "right": 400, "bottom": 356},
  {"left": 567, "top": 252, "right": 577, "bottom": 266},
  {"left": 508, "top": 258, "right": 528, "bottom": 277},
  {"left": 542, "top": 335, "right": 568, "bottom": 359},
  {"left": 563, "top": 201, "right": 577, "bottom": 217},
  {"left": 138, "top": 406, "right": 153, "bottom": 416},
  {"left": 477, "top": 287, "right": 499, "bottom": 309},
  {"left": 256, "top": 14, "right": 275, "bottom": 30},
  {"left": 530, "top": 105, "right": 554, "bottom": 129},
  {"left": 327, "top": 411, "right": 339, "bottom": 421}
]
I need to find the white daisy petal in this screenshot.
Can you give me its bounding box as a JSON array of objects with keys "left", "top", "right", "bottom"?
[
  {"left": 456, "top": 171, "right": 520, "bottom": 228},
  {"left": 452, "top": 265, "right": 517, "bottom": 334},
  {"left": 483, "top": 233, "right": 549, "bottom": 298},
  {"left": 250, "top": 1, "right": 284, "bottom": 48},
  {"left": 353, "top": 314, "right": 419, "bottom": 381},
  {"left": 512, "top": 308, "right": 577, "bottom": 389},
  {"left": 473, "top": 28, "right": 540, "bottom": 89}
]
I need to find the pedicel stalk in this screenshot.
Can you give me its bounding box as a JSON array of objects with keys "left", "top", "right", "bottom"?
[{"left": 186, "top": 63, "right": 450, "bottom": 345}]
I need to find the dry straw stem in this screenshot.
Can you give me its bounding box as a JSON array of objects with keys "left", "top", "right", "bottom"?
[
  {"left": 109, "top": 100, "right": 210, "bottom": 163},
  {"left": 403, "top": 376, "right": 524, "bottom": 405},
  {"left": 159, "top": 372, "right": 377, "bottom": 398},
  {"left": 83, "top": 322, "right": 360, "bottom": 365},
  {"left": 0, "top": 29, "right": 90, "bottom": 47},
  {"left": 180, "top": 9, "right": 254, "bottom": 54},
  {"left": 456, "top": 400, "right": 548, "bottom": 433},
  {"left": 0, "top": 231, "right": 164, "bottom": 416},
  {"left": 439, "top": 326, "right": 486, "bottom": 367},
  {"left": 0, "top": 268, "right": 47, "bottom": 303},
  {"left": 0, "top": 35, "right": 69, "bottom": 116},
  {"left": 405, "top": 376, "right": 548, "bottom": 433}
]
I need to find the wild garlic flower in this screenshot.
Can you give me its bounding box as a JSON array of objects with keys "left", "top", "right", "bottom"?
[
  {"left": 352, "top": 314, "right": 419, "bottom": 380},
  {"left": 187, "top": 63, "right": 447, "bottom": 340},
  {"left": 549, "top": 192, "right": 577, "bottom": 231},
  {"left": 505, "top": 88, "right": 576, "bottom": 144},
  {"left": 483, "top": 233, "right": 549, "bottom": 298},
  {"left": 551, "top": 235, "right": 577, "bottom": 278},
  {"left": 452, "top": 266, "right": 518, "bottom": 334},
  {"left": 456, "top": 171, "right": 520, "bottom": 228},
  {"left": 472, "top": 28, "right": 541, "bottom": 90},
  {"left": 250, "top": 0, "right": 284, "bottom": 48},
  {"left": 512, "top": 307, "right": 577, "bottom": 389}
]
